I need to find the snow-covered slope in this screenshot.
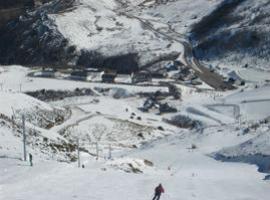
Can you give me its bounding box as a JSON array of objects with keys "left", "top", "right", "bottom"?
[
  {"left": 224, "top": 85, "right": 270, "bottom": 121},
  {"left": 1, "top": 64, "right": 270, "bottom": 200},
  {"left": 216, "top": 130, "right": 270, "bottom": 158},
  {"left": 2, "top": 124, "right": 270, "bottom": 200},
  {"left": 0, "top": 0, "right": 224, "bottom": 72},
  {"left": 0, "top": 0, "right": 77, "bottom": 66},
  {"left": 0, "top": 88, "right": 75, "bottom": 161},
  {"left": 124, "top": 0, "right": 223, "bottom": 34},
  {"left": 49, "top": 0, "right": 184, "bottom": 70},
  {"left": 214, "top": 127, "right": 270, "bottom": 174},
  {"left": 0, "top": 0, "right": 269, "bottom": 79},
  {"left": 192, "top": 0, "right": 270, "bottom": 71},
  {"left": 0, "top": 89, "right": 69, "bottom": 129},
  {"left": 1, "top": 1, "right": 270, "bottom": 197},
  {"left": 0, "top": 65, "right": 168, "bottom": 92},
  {"left": 0, "top": 116, "right": 72, "bottom": 161},
  {"left": 0, "top": 91, "right": 53, "bottom": 117}
]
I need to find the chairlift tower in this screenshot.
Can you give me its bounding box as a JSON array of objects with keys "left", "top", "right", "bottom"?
[{"left": 22, "top": 115, "right": 27, "bottom": 161}]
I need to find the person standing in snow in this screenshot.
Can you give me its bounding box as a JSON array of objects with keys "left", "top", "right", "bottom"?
[
  {"left": 29, "top": 153, "right": 33, "bottom": 167},
  {"left": 152, "top": 183, "right": 164, "bottom": 200}
]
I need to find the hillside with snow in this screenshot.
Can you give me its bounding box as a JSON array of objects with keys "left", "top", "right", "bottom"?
[
  {"left": 0, "top": 0, "right": 226, "bottom": 71},
  {"left": 1, "top": 64, "right": 270, "bottom": 200},
  {"left": 0, "top": 0, "right": 269, "bottom": 75},
  {"left": 1, "top": 1, "right": 270, "bottom": 200},
  {"left": 192, "top": 0, "right": 270, "bottom": 72}
]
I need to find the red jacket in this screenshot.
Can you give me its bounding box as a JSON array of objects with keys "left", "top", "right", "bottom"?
[{"left": 155, "top": 185, "right": 165, "bottom": 194}]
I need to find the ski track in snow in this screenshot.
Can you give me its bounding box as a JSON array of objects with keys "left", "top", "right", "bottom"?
[
  {"left": 1, "top": 0, "right": 270, "bottom": 194},
  {"left": 1, "top": 65, "right": 270, "bottom": 200},
  {"left": 1, "top": 130, "right": 270, "bottom": 200}
]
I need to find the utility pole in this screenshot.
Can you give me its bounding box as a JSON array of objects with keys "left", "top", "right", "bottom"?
[
  {"left": 19, "top": 84, "right": 22, "bottom": 92},
  {"left": 0, "top": 82, "right": 3, "bottom": 91},
  {"left": 108, "top": 144, "right": 112, "bottom": 160},
  {"left": 96, "top": 142, "right": 99, "bottom": 160},
  {"left": 239, "top": 114, "right": 242, "bottom": 129},
  {"left": 22, "top": 115, "right": 27, "bottom": 161},
  {"left": 77, "top": 138, "right": 80, "bottom": 168},
  {"left": 11, "top": 115, "right": 15, "bottom": 131}
]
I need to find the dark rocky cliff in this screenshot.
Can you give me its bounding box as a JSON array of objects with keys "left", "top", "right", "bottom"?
[
  {"left": 0, "top": 0, "right": 35, "bottom": 28},
  {"left": 191, "top": 0, "right": 270, "bottom": 71},
  {"left": 0, "top": 0, "right": 77, "bottom": 67},
  {"left": 0, "top": 0, "right": 139, "bottom": 73}
]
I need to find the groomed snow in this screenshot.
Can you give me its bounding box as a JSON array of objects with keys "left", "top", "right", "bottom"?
[
  {"left": 0, "top": 65, "right": 168, "bottom": 93},
  {"left": 1, "top": 65, "right": 270, "bottom": 200},
  {"left": 49, "top": 0, "right": 183, "bottom": 66},
  {"left": 0, "top": 91, "right": 53, "bottom": 118},
  {"left": 224, "top": 85, "right": 270, "bottom": 121},
  {"left": 1, "top": 126, "right": 270, "bottom": 200}
]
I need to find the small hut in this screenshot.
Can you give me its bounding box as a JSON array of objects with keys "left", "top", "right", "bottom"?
[
  {"left": 101, "top": 70, "right": 117, "bottom": 83},
  {"left": 131, "top": 70, "right": 152, "bottom": 84},
  {"left": 70, "top": 70, "right": 90, "bottom": 81}
]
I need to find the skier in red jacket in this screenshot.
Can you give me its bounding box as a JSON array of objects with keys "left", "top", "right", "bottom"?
[{"left": 152, "top": 183, "right": 164, "bottom": 200}]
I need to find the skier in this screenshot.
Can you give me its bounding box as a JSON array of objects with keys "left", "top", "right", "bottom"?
[
  {"left": 152, "top": 183, "right": 164, "bottom": 200},
  {"left": 29, "top": 153, "right": 33, "bottom": 167}
]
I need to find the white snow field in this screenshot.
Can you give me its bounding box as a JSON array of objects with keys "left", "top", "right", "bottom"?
[
  {"left": 124, "top": 0, "right": 223, "bottom": 34},
  {"left": 224, "top": 85, "right": 270, "bottom": 121},
  {"left": 1, "top": 127, "right": 270, "bottom": 200},
  {"left": 237, "top": 68, "right": 270, "bottom": 83},
  {"left": 0, "top": 91, "right": 53, "bottom": 118},
  {"left": 47, "top": 0, "right": 225, "bottom": 67},
  {"left": 0, "top": 65, "right": 168, "bottom": 93},
  {"left": 49, "top": 0, "right": 183, "bottom": 67},
  {"left": 1, "top": 65, "right": 270, "bottom": 200}
]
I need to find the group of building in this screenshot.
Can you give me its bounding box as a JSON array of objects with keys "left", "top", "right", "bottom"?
[{"left": 34, "top": 67, "right": 154, "bottom": 84}]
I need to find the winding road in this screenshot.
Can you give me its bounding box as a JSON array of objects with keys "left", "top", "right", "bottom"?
[{"left": 116, "top": 8, "right": 235, "bottom": 91}]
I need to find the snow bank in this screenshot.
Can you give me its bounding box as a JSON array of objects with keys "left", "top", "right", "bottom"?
[
  {"left": 0, "top": 91, "right": 53, "bottom": 118},
  {"left": 214, "top": 130, "right": 270, "bottom": 173},
  {"left": 108, "top": 88, "right": 133, "bottom": 99},
  {"left": 224, "top": 85, "right": 270, "bottom": 121},
  {"left": 50, "top": 0, "right": 182, "bottom": 67},
  {"left": 107, "top": 157, "right": 153, "bottom": 173},
  {"left": 126, "top": 0, "right": 223, "bottom": 34}
]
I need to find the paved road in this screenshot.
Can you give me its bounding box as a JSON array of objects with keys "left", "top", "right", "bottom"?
[
  {"left": 117, "top": 9, "right": 235, "bottom": 91},
  {"left": 181, "top": 41, "right": 235, "bottom": 90}
]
